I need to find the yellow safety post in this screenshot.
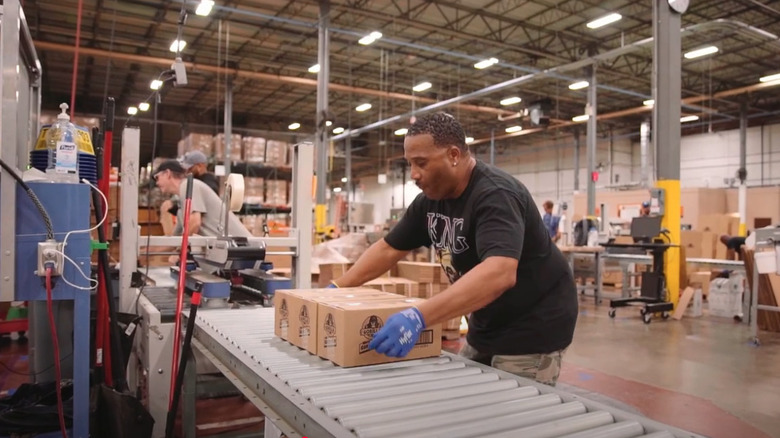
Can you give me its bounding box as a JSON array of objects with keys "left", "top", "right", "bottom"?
[{"left": 656, "top": 179, "right": 681, "bottom": 307}]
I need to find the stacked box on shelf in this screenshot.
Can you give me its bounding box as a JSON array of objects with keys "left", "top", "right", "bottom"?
[
  {"left": 243, "top": 177, "right": 265, "bottom": 204},
  {"left": 265, "top": 140, "right": 289, "bottom": 166},
  {"left": 363, "top": 277, "right": 420, "bottom": 297},
  {"left": 266, "top": 180, "right": 288, "bottom": 206},
  {"left": 243, "top": 137, "right": 266, "bottom": 162},
  {"left": 214, "top": 133, "right": 243, "bottom": 161},
  {"left": 396, "top": 261, "right": 461, "bottom": 332},
  {"left": 177, "top": 133, "right": 214, "bottom": 156},
  {"left": 241, "top": 215, "right": 259, "bottom": 235}
]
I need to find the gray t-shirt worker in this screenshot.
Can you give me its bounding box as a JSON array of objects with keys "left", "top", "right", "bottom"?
[{"left": 153, "top": 160, "right": 250, "bottom": 242}]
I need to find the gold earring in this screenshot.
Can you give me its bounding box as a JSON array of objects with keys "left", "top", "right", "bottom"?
[{"left": 453, "top": 162, "right": 458, "bottom": 167}]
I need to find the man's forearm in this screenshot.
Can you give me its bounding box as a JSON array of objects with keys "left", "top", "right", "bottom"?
[
  {"left": 416, "top": 256, "right": 516, "bottom": 327},
  {"left": 333, "top": 238, "right": 410, "bottom": 287}
]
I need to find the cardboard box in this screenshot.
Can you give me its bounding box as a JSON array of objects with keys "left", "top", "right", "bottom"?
[
  {"left": 397, "top": 262, "right": 442, "bottom": 284},
  {"left": 318, "top": 263, "right": 353, "bottom": 287},
  {"left": 317, "top": 298, "right": 441, "bottom": 367},
  {"left": 393, "top": 278, "right": 419, "bottom": 297},
  {"left": 688, "top": 271, "right": 712, "bottom": 298},
  {"left": 420, "top": 283, "right": 445, "bottom": 299},
  {"left": 680, "top": 231, "right": 718, "bottom": 259}
]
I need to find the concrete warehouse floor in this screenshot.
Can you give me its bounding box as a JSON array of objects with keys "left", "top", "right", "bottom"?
[{"left": 442, "top": 299, "right": 780, "bottom": 438}]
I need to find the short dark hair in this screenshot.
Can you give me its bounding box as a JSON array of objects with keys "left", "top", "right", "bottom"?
[
  {"left": 544, "top": 200, "right": 554, "bottom": 209},
  {"left": 153, "top": 160, "right": 186, "bottom": 178},
  {"left": 407, "top": 112, "right": 468, "bottom": 152}
]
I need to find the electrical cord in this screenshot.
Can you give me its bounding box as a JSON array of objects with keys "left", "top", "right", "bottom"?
[
  {"left": 0, "top": 158, "right": 54, "bottom": 240},
  {"left": 0, "top": 353, "right": 74, "bottom": 377},
  {"left": 44, "top": 267, "right": 68, "bottom": 438},
  {"left": 62, "top": 178, "right": 108, "bottom": 251}
]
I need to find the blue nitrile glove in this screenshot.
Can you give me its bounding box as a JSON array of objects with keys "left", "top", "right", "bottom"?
[
  {"left": 326, "top": 282, "right": 339, "bottom": 289},
  {"left": 369, "top": 308, "right": 426, "bottom": 358}
]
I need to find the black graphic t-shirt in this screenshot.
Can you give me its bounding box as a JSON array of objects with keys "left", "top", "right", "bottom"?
[{"left": 385, "top": 160, "right": 578, "bottom": 355}]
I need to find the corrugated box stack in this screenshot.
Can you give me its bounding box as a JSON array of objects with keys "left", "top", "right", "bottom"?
[
  {"left": 214, "top": 133, "right": 243, "bottom": 161},
  {"left": 266, "top": 180, "right": 288, "bottom": 206},
  {"left": 265, "top": 140, "right": 289, "bottom": 166},
  {"left": 274, "top": 288, "right": 441, "bottom": 367},
  {"left": 243, "top": 177, "right": 265, "bottom": 204},
  {"left": 243, "top": 137, "right": 266, "bottom": 162},
  {"left": 177, "top": 133, "right": 213, "bottom": 156},
  {"left": 394, "top": 261, "right": 461, "bottom": 336}
]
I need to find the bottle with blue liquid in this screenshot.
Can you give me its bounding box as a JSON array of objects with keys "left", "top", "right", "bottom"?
[{"left": 45, "top": 103, "right": 80, "bottom": 183}]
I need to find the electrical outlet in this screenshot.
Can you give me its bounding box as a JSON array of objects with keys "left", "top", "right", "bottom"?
[{"left": 37, "top": 240, "right": 64, "bottom": 277}]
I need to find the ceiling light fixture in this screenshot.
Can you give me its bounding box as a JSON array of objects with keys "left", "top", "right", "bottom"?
[
  {"left": 474, "top": 57, "right": 499, "bottom": 69},
  {"left": 326, "top": 121, "right": 333, "bottom": 127},
  {"left": 394, "top": 128, "right": 408, "bottom": 136},
  {"left": 680, "top": 115, "right": 700, "bottom": 123},
  {"left": 684, "top": 46, "right": 719, "bottom": 59},
  {"left": 359, "top": 31, "right": 382, "bottom": 45},
  {"left": 308, "top": 64, "right": 320, "bottom": 73},
  {"left": 333, "top": 187, "right": 343, "bottom": 193},
  {"left": 341, "top": 177, "right": 348, "bottom": 183},
  {"left": 138, "top": 102, "right": 150, "bottom": 112},
  {"left": 412, "top": 81, "right": 432, "bottom": 92},
  {"left": 332, "top": 127, "right": 345, "bottom": 134},
  {"left": 572, "top": 114, "right": 589, "bottom": 122},
  {"left": 568, "top": 81, "right": 589, "bottom": 90},
  {"left": 150, "top": 79, "right": 163, "bottom": 90},
  {"left": 127, "top": 107, "right": 138, "bottom": 116},
  {"left": 505, "top": 125, "right": 523, "bottom": 133},
  {"left": 643, "top": 99, "right": 655, "bottom": 106},
  {"left": 500, "top": 96, "right": 522, "bottom": 106},
  {"left": 169, "top": 40, "right": 186, "bottom": 53},
  {"left": 355, "top": 103, "right": 372, "bottom": 112},
  {"left": 586, "top": 13, "right": 622, "bottom": 29},
  {"left": 195, "top": 0, "right": 214, "bottom": 16},
  {"left": 465, "top": 137, "right": 475, "bottom": 144},
  {"left": 759, "top": 72, "right": 780, "bottom": 83},
  {"left": 288, "top": 122, "right": 301, "bottom": 130}
]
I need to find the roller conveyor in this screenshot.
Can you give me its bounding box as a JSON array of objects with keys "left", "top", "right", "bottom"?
[{"left": 190, "top": 308, "right": 705, "bottom": 438}]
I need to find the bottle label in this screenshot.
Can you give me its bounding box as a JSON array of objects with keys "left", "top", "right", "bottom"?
[{"left": 55, "top": 141, "right": 78, "bottom": 174}]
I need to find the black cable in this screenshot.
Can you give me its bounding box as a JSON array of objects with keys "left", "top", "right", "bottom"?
[
  {"left": 0, "top": 159, "right": 55, "bottom": 240},
  {"left": 101, "top": 0, "right": 118, "bottom": 103},
  {"left": 0, "top": 353, "right": 74, "bottom": 377}
]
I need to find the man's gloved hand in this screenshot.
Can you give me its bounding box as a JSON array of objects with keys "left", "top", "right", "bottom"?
[
  {"left": 369, "top": 308, "right": 426, "bottom": 358},
  {"left": 326, "top": 282, "right": 339, "bottom": 289}
]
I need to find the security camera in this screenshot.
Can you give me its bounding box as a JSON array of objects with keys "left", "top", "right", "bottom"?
[{"left": 172, "top": 57, "right": 188, "bottom": 86}]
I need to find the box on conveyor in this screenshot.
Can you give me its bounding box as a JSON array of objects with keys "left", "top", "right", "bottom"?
[
  {"left": 317, "top": 297, "right": 441, "bottom": 367},
  {"left": 274, "top": 288, "right": 398, "bottom": 353}
]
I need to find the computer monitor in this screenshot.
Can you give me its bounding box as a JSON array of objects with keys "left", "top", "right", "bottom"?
[{"left": 631, "top": 216, "right": 663, "bottom": 243}]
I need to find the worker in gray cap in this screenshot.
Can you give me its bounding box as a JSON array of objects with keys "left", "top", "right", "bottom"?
[{"left": 180, "top": 150, "right": 220, "bottom": 194}]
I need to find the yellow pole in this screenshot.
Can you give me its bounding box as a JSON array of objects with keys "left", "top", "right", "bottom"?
[{"left": 656, "top": 179, "right": 681, "bottom": 307}]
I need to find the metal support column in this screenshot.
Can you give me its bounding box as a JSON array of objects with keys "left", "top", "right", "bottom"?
[
  {"left": 489, "top": 129, "right": 495, "bottom": 165},
  {"left": 738, "top": 99, "right": 748, "bottom": 236},
  {"left": 119, "top": 127, "right": 141, "bottom": 312},
  {"left": 653, "top": 0, "right": 683, "bottom": 307},
  {"left": 223, "top": 79, "right": 233, "bottom": 175},
  {"left": 640, "top": 121, "right": 651, "bottom": 188},
  {"left": 345, "top": 137, "right": 352, "bottom": 229},
  {"left": 573, "top": 128, "right": 580, "bottom": 191},
  {"left": 291, "top": 143, "right": 314, "bottom": 289},
  {"left": 314, "top": 0, "right": 330, "bottom": 236},
  {"left": 586, "top": 66, "right": 597, "bottom": 217}
]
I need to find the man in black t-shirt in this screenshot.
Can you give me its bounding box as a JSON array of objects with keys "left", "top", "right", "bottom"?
[{"left": 332, "top": 112, "right": 578, "bottom": 386}]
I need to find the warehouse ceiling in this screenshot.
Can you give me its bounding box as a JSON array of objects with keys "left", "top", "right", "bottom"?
[{"left": 25, "top": 0, "right": 780, "bottom": 175}]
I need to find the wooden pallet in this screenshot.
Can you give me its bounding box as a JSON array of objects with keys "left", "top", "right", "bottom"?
[{"left": 441, "top": 330, "right": 461, "bottom": 341}]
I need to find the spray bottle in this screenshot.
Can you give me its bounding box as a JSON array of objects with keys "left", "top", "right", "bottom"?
[{"left": 45, "top": 103, "right": 79, "bottom": 183}]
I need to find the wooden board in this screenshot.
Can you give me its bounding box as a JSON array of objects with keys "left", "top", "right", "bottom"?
[
  {"left": 673, "top": 287, "right": 695, "bottom": 320},
  {"left": 743, "top": 249, "right": 780, "bottom": 332}
]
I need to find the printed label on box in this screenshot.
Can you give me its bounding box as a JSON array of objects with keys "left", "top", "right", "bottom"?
[
  {"left": 323, "top": 312, "right": 337, "bottom": 349},
  {"left": 299, "top": 304, "right": 311, "bottom": 347},
  {"left": 279, "top": 298, "right": 289, "bottom": 338},
  {"left": 358, "top": 315, "right": 384, "bottom": 354}
]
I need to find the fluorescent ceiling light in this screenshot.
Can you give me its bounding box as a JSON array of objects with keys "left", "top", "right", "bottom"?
[
  {"left": 195, "top": 0, "right": 214, "bottom": 16},
  {"left": 643, "top": 99, "right": 654, "bottom": 106},
  {"left": 505, "top": 125, "right": 523, "bottom": 133},
  {"left": 568, "top": 81, "right": 589, "bottom": 90},
  {"left": 412, "top": 81, "right": 432, "bottom": 92},
  {"left": 684, "top": 46, "right": 719, "bottom": 59},
  {"left": 333, "top": 187, "right": 343, "bottom": 193},
  {"left": 355, "top": 103, "right": 372, "bottom": 112},
  {"left": 169, "top": 40, "right": 186, "bottom": 53},
  {"left": 138, "top": 102, "right": 150, "bottom": 112},
  {"left": 759, "top": 72, "right": 780, "bottom": 83},
  {"left": 150, "top": 79, "right": 163, "bottom": 90},
  {"left": 127, "top": 107, "right": 138, "bottom": 116},
  {"left": 500, "top": 96, "right": 522, "bottom": 106},
  {"left": 359, "top": 31, "right": 383, "bottom": 45},
  {"left": 332, "top": 127, "right": 345, "bottom": 134},
  {"left": 394, "top": 128, "right": 408, "bottom": 136},
  {"left": 680, "top": 115, "right": 699, "bottom": 123},
  {"left": 572, "top": 114, "right": 589, "bottom": 122},
  {"left": 341, "top": 177, "right": 348, "bottom": 183},
  {"left": 465, "top": 136, "right": 475, "bottom": 144},
  {"left": 288, "top": 122, "right": 301, "bottom": 130},
  {"left": 586, "top": 13, "right": 622, "bottom": 29},
  {"left": 308, "top": 64, "right": 320, "bottom": 73},
  {"left": 326, "top": 121, "right": 333, "bottom": 127},
  {"left": 474, "top": 57, "right": 499, "bottom": 69}
]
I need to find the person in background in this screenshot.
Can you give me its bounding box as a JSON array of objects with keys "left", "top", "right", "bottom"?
[
  {"left": 640, "top": 201, "right": 651, "bottom": 217},
  {"left": 153, "top": 160, "right": 249, "bottom": 264},
  {"left": 542, "top": 200, "right": 562, "bottom": 243},
  {"left": 331, "top": 112, "right": 578, "bottom": 386},
  {"left": 180, "top": 150, "right": 220, "bottom": 194}
]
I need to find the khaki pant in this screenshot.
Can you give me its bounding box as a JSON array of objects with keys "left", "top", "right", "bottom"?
[{"left": 459, "top": 342, "right": 566, "bottom": 386}]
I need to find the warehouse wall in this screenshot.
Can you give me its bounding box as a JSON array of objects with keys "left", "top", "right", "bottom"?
[{"left": 354, "top": 122, "right": 780, "bottom": 225}]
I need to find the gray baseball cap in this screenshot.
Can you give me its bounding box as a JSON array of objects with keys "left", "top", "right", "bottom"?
[{"left": 180, "top": 150, "right": 208, "bottom": 169}]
